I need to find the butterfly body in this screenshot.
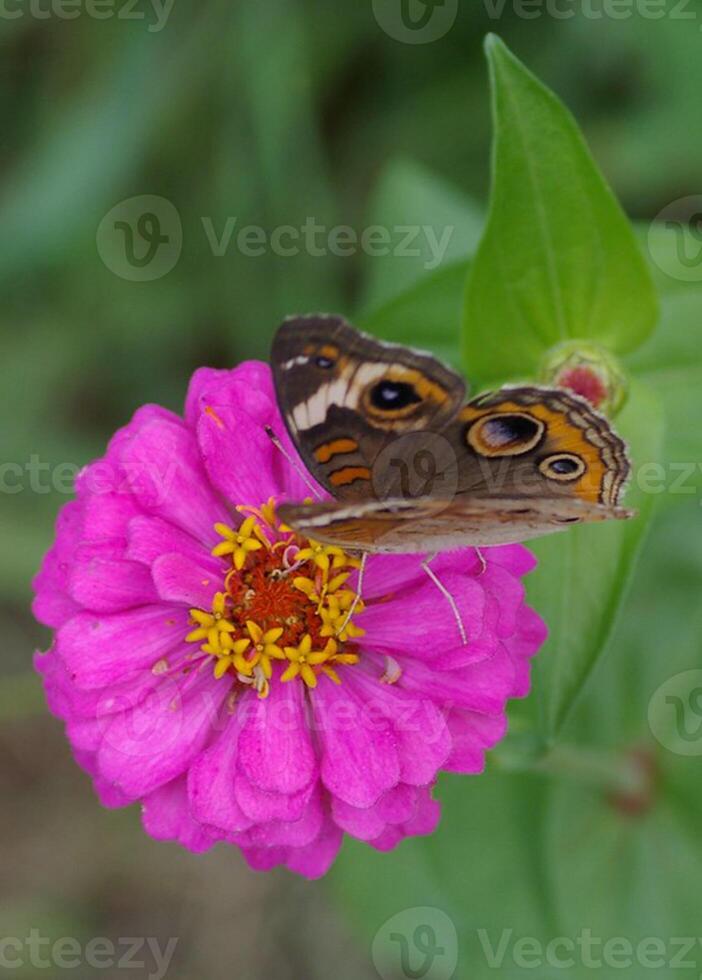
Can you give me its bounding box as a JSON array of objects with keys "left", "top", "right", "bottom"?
[{"left": 271, "top": 315, "right": 634, "bottom": 554}]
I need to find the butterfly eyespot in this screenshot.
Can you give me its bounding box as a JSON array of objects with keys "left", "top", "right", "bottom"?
[
  {"left": 539, "top": 453, "right": 586, "bottom": 481},
  {"left": 369, "top": 380, "right": 422, "bottom": 412},
  {"left": 467, "top": 412, "right": 545, "bottom": 457},
  {"left": 314, "top": 355, "right": 335, "bottom": 369}
]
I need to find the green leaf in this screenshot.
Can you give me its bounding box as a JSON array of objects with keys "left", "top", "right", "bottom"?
[
  {"left": 360, "top": 158, "right": 483, "bottom": 312},
  {"left": 527, "top": 381, "right": 665, "bottom": 742},
  {"left": 359, "top": 260, "right": 469, "bottom": 370},
  {"left": 463, "top": 36, "right": 658, "bottom": 389}
]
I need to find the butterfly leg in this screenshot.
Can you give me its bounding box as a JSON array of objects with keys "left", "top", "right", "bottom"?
[
  {"left": 421, "top": 554, "right": 468, "bottom": 645},
  {"left": 337, "top": 551, "right": 367, "bottom": 637},
  {"left": 264, "top": 425, "right": 323, "bottom": 499},
  {"left": 475, "top": 547, "right": 487, "bottom": 576}
]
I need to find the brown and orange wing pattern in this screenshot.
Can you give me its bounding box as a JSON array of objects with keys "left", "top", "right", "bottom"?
[{"left": 271, "top": 314, "right": 466, "bottom": 501}]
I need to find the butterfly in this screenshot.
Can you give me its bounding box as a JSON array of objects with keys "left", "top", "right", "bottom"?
[{"left": 270, "top": 314, "right": 634, "bottom": 555}]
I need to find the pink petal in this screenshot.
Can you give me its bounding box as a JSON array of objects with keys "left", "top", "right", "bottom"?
[
  {"left": 184, "top": 362, "right": 273, "bottom": 429},
  {"left": 239, "top": 819, "right": 342, "bottom": 878},
  {"left": 399, "top": 645, "right": 516, "bottom": 714},
  {"left": 347, "top": 669, "right": 450, "bottom": 785},
  {"left": 483, "top": 543, "right": 538, "bottom": 577},
  {"left": 79, "top": 492, "right": 142, "bottom": 545},
  {"left": 236, "top": 676, "right": 317, "bottom": 796},
  {"left": 432, "top": 595, "right": 501, "bottom": 670},
  {"left": 196, "top": 391, "right": 285, "bottom": 505},
  {"left": 233, "top": 771, "right": 313, "bottom": 824},
  {"left": 57, "top": 606, "right": 189, "bottom": 689},
  {"left": 357, "top": 571, "right": 486, "bottom": 658},
  {"left": 312, "top": 675, "right": 400, "bottom": 808},
  {"left": 504, "top": 605, "right": 547, "bottom": 697},
  {"left": 369, "top": 790, "right": 441, "bottom": 852},
  {"left": 97, "top": 672, "right": 228, "bottom": 797},
  {"left": 142, "top": 776, "right": 219, "bottom": 853},
  {"left": 118, "top": 416, "right": 228, "bottom": 545},
  {"left": 126, "top": 515, "right": 209, "bottom": 566},
  {"left": 151, "top": 552, "right": 220, "bottom": 609},
  {"left": 32, "top": 501, "right": 84, "bottom": 628},
  {"left": 444, "top": 708, "right": 507, "bottom": 773},
  {"left": 240, "top": 844, "right": 290, "bottom": 873},
  {"left": 94, "top": 777, "right": 132, "bottom": 809},
  {"left": 187, "top": 709, "right": 254, "bottom": 834},
  {"left": 479, "top": 562, "right": 526, "bottom": 639},
  {"left": 361, "top": 549, "right": 482, "bottom": 601},
  {"left": 68, "top": 555, "right": 159, "bottom": 612},
  {"left": 37, "top": 647, "right": 166, "bottom": 723},
  {"left": 331, "top": 796, "right": 386, "bottom": 841},
  {"left": 190, "top": 361, "right": 320, "bottom": 502},
  {"left": 376, "top": 783, "right": 421, "bottom": 824},
  {"left": 283, "top": 822, "right": 343, "bottom": 879},
  {"left": 235, "top": 786, "right": 324, "bottom": 849}
]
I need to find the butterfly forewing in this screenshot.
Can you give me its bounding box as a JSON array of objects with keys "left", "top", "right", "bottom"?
[{"left": 271, "top": 314, "right": 466, "bottom": 501}]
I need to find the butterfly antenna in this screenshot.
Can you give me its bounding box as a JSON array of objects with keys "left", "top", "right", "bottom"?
[
  {"left": 421, "top": 555, "right": 468, "bottom": 645},
  {"left": 264, "top": 425, "right": 322, "bottom": 499},
  {"left": 337, "top": 551, "right": 367, "bottom": 638}
]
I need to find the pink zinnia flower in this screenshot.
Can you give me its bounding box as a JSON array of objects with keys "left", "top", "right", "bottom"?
[{"left": 33, "top": 361, "right": 547, "bottom": 878}]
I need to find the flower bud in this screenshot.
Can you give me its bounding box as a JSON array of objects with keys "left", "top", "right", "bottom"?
[{"left": 539, "top": 341, "right": 628, "bottom": 416}]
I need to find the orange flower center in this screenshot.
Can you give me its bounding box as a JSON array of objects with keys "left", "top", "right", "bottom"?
[{"left": 181, "top": 500, "right": 364, "bottom": 698}]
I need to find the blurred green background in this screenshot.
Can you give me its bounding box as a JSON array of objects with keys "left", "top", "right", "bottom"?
[{"left": 2, "top": 2, "right": 702, "bottom": 977}]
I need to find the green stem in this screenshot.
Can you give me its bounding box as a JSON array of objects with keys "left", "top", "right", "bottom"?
[
  {"left": 533, "top": 745, "right": 648, "bottom": 796},
  {"left": 492, "top": 736, "right": 649, "bottom": 797}
]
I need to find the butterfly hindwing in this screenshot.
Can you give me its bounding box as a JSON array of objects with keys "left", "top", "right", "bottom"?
[{"left": 450, "top": 385, "right": 631, "bottom": 507}]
